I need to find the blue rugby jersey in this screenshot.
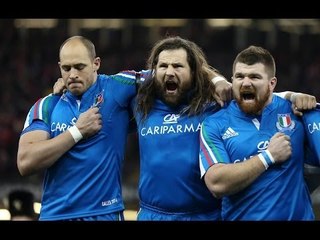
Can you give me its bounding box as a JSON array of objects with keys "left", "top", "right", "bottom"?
[
  {"left": 199, "top": 95, "right": 314, "bottom": 220},
  {"left": 134, "top": 99, "right": 221, "bottom": 217},
  {"left": 22, "top": 72, "right": 139, "bottom": 220},
  {"left": 303, "top": 103, "right": 320, "bottom": 166}
]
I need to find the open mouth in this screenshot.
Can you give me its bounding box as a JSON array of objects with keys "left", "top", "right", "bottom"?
[
  {"left": 165, "top": 81, "right": 178, "bottom": 94},
  {"left": 241, "top": 92, "right": 255, "bottom": 103}
]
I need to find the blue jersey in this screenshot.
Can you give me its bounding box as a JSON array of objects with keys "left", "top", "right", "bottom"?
[
  {"left": 134, "top": 99, "right": 221, "bottom": 219},
  {"left": 303, "top": 104, "right": 320, "bottom": 166},
  {"left": 22, "top": 72, "right": 138, "bottom": 220},
  {"left": 199, "top": 95, "right": 314, "bottom": 220}
]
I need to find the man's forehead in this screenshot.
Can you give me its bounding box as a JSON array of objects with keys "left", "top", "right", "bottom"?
[{"left": 158, "top": 49, "right": 188, "bottom": 63}]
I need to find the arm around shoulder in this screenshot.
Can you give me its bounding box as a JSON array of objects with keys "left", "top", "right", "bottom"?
[{"left": 275, "top": 91, "right": 316, "bottom": 116}]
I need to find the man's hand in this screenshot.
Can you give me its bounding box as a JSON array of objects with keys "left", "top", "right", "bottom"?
[
  {"left": 213, "top": 79, "right": 232, "bottom": 107},
  {"left": 267, "top": 132, "right": 292, "bottom": 163},
  {"left": 290, "top": 93, "right": 317, "bottom": 116},
  {"left": 53, "top": 78, "right": 67, "bottom": 95},
  {"left": 76, "top": 107, "right": 102, "bottom": 139}
]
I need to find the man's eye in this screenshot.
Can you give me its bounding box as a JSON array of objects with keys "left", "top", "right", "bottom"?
[
  {"left": 76, "top": 66, "right": 85, "bottom": 70},
  {"left": 74, "top": 65, "right": 85, "bottom": 70}
]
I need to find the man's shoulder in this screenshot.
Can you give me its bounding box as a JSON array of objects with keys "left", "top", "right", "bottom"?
[
  {"left": 203, "top": 107, "right": 228, "bottom": 128},
  {"left": 34, "top": 93, "right": 60, "bottom": 108},
  {"left": 99, "top": 72, "right": 137, "bottom": 85}
]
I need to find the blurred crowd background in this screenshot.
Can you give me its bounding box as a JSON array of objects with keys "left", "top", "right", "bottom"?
[{"left": 1, "top": 19, "right": 320, "bottom": 219}]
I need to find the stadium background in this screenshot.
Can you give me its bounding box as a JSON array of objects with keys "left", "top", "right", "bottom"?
[{"left": 0, "top": 19, "right": 320, "bottom": 220}]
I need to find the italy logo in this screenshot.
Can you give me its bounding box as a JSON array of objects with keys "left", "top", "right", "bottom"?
[
  {"left": 92, "top": 91, "right": 104, "bottom": 108},
  {"left": 276, "top": 113, "right": 295, "bottom": 132}
]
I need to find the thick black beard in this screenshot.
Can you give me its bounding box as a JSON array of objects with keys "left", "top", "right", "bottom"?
[{"left": 155, "top": 86, "right": 193, "bottom": 108}]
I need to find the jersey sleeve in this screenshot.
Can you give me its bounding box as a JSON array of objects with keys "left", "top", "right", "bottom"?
[
  {"left": 273, "top": 91, "right": 288, "bottom": 99},
  {"left": 110, "top": 70, "right": 151, "bottom": 107},
  {"left": 22, "top": 94, "right": 60, "bottom": 134},
  {"left": 199, "top": 116, "right": 230, "bottom": 178},
  {"left": 22, "top": 120, "right": 50, "bottom": 135},
  {"left": 128, "top": 98, "right": 137, "bottom": 133},
  {"left": 302, "top": 104, "right": 320, "bottom": 166}
]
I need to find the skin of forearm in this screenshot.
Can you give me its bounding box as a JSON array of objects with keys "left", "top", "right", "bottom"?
[
  {"left": 17, "top": 130, "right": 76, "bottom": 176},
  {"left": 205, "top": 156, "right": 266, "bottom": 198},
  {"left": 283, "top": 91, "right": 294, "bottom": 101}
]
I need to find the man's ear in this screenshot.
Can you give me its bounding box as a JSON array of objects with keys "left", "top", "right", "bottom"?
[
  {"left": 93, "top": 57, "right": 101, "bottom": 71},
  {"left": 270, "top": 77, "right": 277, "bottom": 90}
]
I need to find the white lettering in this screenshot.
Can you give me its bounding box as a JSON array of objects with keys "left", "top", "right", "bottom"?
[
  {"left": 140, "top": 123, "right": 201, "bottom": 136},
  {"left": 51, "top": 122, "right": 69, "bottom": 132},
  {"left": 102, "top": 198, "right": 118, "bottom": 206},
  {"left": 308, "top": 122, "right": 320, "bottom": 134},
  {"left": 51, "top": 117, "right": 78, "bottom": 134}
]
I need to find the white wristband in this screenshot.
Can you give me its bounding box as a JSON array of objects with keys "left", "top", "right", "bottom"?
[
  {"left": 68, "top": 125, "right": 83, "bottom": 143},
  {"left": 211, "top": 76, "right": 226, "bottom": 85},
  {"left": 258, "top": 150, "right": 275, "bottom": 170},
  {"left": 264, "top": 149, "right": 275, "bottom": 164}
]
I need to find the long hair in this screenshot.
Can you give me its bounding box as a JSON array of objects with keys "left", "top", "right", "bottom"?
[{"left": 136, "top": 36, "right": 217, "bottom": 121}]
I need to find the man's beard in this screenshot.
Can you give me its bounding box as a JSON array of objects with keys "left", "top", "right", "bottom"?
[
  {"left": 154, "top": 80, "right": 190, "bottom": 108},
  {"left": 236, "top": 86, "right": 271, "bottom": 115}
]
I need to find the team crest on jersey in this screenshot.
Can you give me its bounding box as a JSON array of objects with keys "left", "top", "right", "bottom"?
[
  {"left": 276, "top": 113, "right": 295, "bottom": 132},
  {"left": 92, "top": 91, "right": 104, "bottom": 108}
]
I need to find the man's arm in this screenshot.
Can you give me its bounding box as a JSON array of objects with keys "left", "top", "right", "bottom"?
[
  {"left": 17, "top": 107, "right": 102, "bottom": 176},
  {"left": 203, "top": 65, "right": 232, "bottom": 107},
  {"left": 18, "top": 129, "right": 79, "bottom": 176},
  {"left": 275, "top": 91, "right": 317, "bottom": 116},
  {"left": 203, "top": 132, "right": 291, "bottom": 199}
]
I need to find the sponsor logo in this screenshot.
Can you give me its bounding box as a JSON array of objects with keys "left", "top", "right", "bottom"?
[
  {"left": 163, "top": 114, "right": 180, "bottom": 124},
  {"left": 234, "top": 140, "right": 269, "bottom": 163},
  {"left": 51, "top": 117, "right": 77, "bottom": 133},
  {"left": 222, "top": 127, "right": 239, "bottom": 140},
  {"left": 307, "top": 122, "right": 320, "bottom": 134},
  {"left": 140, "top": 113, "right": 201, "bottom": 136}
]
